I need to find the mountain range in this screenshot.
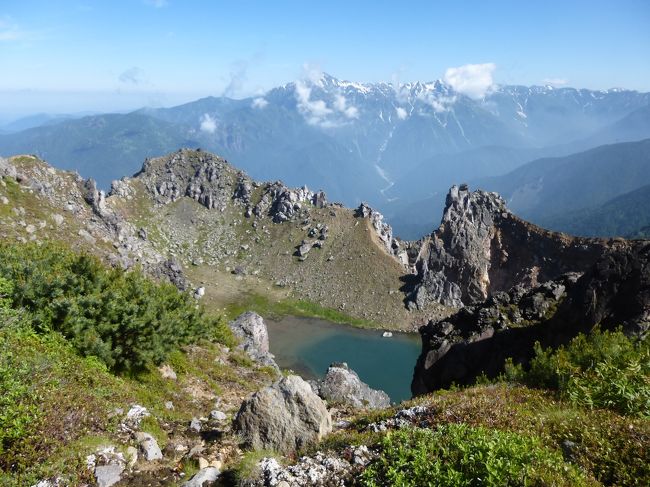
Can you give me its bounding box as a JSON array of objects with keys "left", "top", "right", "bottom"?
[{"left": 1, "top": 73, "right": 649, "bottom": 239}]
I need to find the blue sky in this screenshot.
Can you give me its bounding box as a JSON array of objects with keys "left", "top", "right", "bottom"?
[{"left": 1, "top": 0, "right": 649, "bottom": 118}]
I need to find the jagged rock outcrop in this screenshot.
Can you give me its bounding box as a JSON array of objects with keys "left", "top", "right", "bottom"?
[
  {"left": 412, "top": 241, "right": 650, "bottom": 394},
  {"left": 408, "top": 184, "right": 619, "bottom": 309},
  {"left": 134, "top": 149, "right": 328, "bottom": 223},
  {"left": 229, "top": 312, "right": 279, "bottom": 370},
  {"left": 266, "top": 184, "right": 326, "bottom": 223},
  {"left": 355, "top": 202, "right": 409, "bottom": 264},
  {"left": 82, "top": 178, "right": 107, "bottom": 216},
  {"left": 0, "top": 155, "right": 187, "bottom": 290},
  {"left": 312, "top": 362, "right": 390, "bottom": 409},
  {"left": 233, "top": 375, "right": 332, "bottom": 454},
  {"left": 136, "top": 149, "right": 237, "bottom": 210}
]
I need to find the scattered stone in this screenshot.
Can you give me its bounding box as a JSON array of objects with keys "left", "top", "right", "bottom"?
[
  {"left": 0, "top": 196, "right": 8, "bottom": 205},
  {"left": 233, "top": 375, "right": 332, "bottom": 454},
  {"left": 210, "top": 410, "right": 227, "bottom": 421},
  {"left": 88, "top": 447, "right": 126, "bottom": 487},
  {"left": 194, "top": 286, "right": 206, "bottom": 299},
  {"left": 135, "top": 432, "right": 163, "bottom": 461},
  {"left": 182, "top": 467, "right": 220, "bottom": 487},
  {"left": 95, "top": 464, "right": 124, "bottom": 487},
  {"left": 315, "top": 362, "right": 390, "bottom": 409},
  {"left": 120, "top": 405, "right": 150, "bottom": 432},
  {"left": 296, "top": 241, "right": 313, "bottom": 258},
  {"left": 158, "top": 364, "right": 177, "bottom": 380},
  {"left": 189, "top": 417, "right": 202, "bottom": 433},
  {"left": 77, "top": 228, "right": 96, "bottom": 244},
  {"left": 165, "top": 401, "right": 174, "bottom": 410},
  {"left": 248, "top": 452, "right": 358, "bottom": 486}
]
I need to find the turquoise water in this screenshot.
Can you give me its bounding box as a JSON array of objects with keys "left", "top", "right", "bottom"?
[{"left": 264, "top": 315, "right": 422, "bottom": 403}]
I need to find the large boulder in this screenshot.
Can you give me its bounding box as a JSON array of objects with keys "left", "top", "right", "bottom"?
[
  {"left": 233, "top": 375, "right": 332, "bottom": 454},
  {"left": 315, "top": 362, "right": 390, "bottom": 409}
]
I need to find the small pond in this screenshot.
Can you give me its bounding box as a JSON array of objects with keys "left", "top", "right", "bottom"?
[{"left": 265, "top": 315, "right": 422, "bottom": 403}]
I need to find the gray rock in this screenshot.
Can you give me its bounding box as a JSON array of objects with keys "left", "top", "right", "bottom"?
[
  {"left": 233, "top": 375, "right": 332, "bottom": 454},
  {"left": 229, "top": 312, "right": 278, "bottom": 369},
  {"left": 316, "top": 362, "right": 390, "bottom": 409},
  {"left": 0, "top": 156, "right": 17, "bottom": 179},
  {"left": 135, "top": 432, "right": 163, "bottom": 461},
  {"left": 210, "top": 410, "right": 227, "bottom": 421},
  {"left": 95, "top": 464, "right": 124, "bottom": 487},
  {"left": 408, "top": 184, "right": 613, "bottom": 309},
  {"left": 245, "top": 451, "right": 358, "bottom": 487},
  {"left": 182, "top": 466, "right": 220, "bottom": 487},
  {"left": 296, "top": 241, "right": 313, "bottom": 257},
  {"left": 189, "top": 417, "right": 202, "bottom": 433},
  {"left": 355, "top": 202, "right": 398, "bottom": 257},
  {"left": 120, "top": 404, "right": 150, "bottom": 432}
]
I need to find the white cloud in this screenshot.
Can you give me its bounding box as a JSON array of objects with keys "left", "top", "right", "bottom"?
[
  {"left": 199, "top": 113, "right": 217, "bottom": 133},
  {"left": 444, "top": 63, "right": 496, "bottom": 99},
  {"left": 395, "top": 107, "right": 408, "bottom": 120},
  {"left": 542, "top": 78, "right": 568, "bottom": 87},
  {"left": 333, "top": 94, "right": 359, "bottom": 119},
  {"left": 295, "top": 80, "right": 332, "bottom": 125},
  {"left": 430, "top": 95, "right": 457, "bottom": 113},
  {"left": 252, "top": 97, "right": 268, "bottom": 109}
]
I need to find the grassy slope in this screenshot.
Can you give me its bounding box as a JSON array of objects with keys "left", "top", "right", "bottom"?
[
  {"left": 108, "top": 178, "right": 447, "bottom": 331},
  {"left": 0, "top": 310, "right": 274, "bottom": 486},
  {"left": 313, "top": 384, "right": 649, "bottom": 486},
  {"left": 1, "top": 154, "right": 446, "bottom": 331},
  {"left": 0, "top": 156, "right": 115, "bottom": 255}
]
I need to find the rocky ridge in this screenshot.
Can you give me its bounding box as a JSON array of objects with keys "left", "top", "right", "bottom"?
[
  {"left": 105, "top": 149, "right": 433, "bottom": 329},
  {"left": 0, "top": 155, "right": 187, "bottom": 289},
  {"left": 408, "top": 184, "right": 623, "bottom": 309},
  {"left": 412, "top": 240, "right": 650, "bottom": 394}
]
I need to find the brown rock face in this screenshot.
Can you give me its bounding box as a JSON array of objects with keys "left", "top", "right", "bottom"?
[
  {"left": 409, "top": 184, "right": 622, "bottom": 309},
  {"left": 412, "top": 241, "right": 650, "bottom": 396}
]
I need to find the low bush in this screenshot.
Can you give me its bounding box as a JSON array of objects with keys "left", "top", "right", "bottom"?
[
  {"left": 361, "top": 424, "right": 590, "bottom": 486},
  {"left": 504, "top": 328, "right": 649, "bottom": 416},
  {"left": 0, "top": 243, "right": 234, "bottom": 372}
]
